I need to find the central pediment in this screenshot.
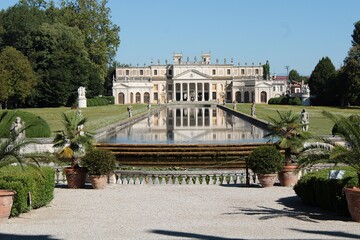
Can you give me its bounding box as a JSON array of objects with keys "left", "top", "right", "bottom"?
[{"left": 173, "top": 69, "right": 211, "bottom": 80}]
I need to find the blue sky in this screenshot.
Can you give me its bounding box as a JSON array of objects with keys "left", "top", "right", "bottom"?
[{"left": 0, "top": 0, "right": 359, "bottom": 76}]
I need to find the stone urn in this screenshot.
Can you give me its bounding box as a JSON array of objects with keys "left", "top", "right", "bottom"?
[{"left": 344, "top": 187, "right": 360, "bottom": 222}]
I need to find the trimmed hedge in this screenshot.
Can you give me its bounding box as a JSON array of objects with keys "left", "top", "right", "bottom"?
[
  {"left": 294, "top": 167, "right": 358, "bottom": 216},
  {"left": 0, "top": 166, "right": 55, "bottom": 217},
  {"left": 268, "top": 96, "right": 302, "bottom": 105},
  {"left": 0, "top": 110, "right": 51, "bottom": 138},
  {"left": 87, "top": 96, "right": 114, "bottom": 107}
]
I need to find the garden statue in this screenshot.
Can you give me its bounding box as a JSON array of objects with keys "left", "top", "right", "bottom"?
[
  {"left": 232, "top": 100, "right": 237, "bottom": 110},
  {"left": 251, "top": 103, "right": 256, "bottom": 117},
  {"left": 300, "top": 109, "right": 309, "bottom": 131},
  {"left": 78, "top": 86, "right": 86, "bottom": 98},
  {"left": 10, "top": 117, "right": 25, "bottom": 142},
  {"left": 127, "top": 106, "right": 133, "bottom": 117},
  {"left": 77, "top": 86, "right": 87, "bottom": 108}
]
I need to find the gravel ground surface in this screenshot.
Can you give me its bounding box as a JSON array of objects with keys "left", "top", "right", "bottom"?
[{"left": 0, "top": 184, "right": 359, "bottom": 240}]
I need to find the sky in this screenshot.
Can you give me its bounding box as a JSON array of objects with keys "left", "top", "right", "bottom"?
[{"left": 0, "top": 0, "right": 359, "bottom": 76}]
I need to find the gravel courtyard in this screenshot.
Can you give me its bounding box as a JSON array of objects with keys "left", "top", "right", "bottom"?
[{"left": 0, "top": 184, "right": 359, "bottom": 240}]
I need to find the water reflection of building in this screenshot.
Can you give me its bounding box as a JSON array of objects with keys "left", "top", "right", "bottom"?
[
  {"left": 113, "top": 52, "right": 287, "bottom": 105},
  {"left": 111, "top": 107, "right": 265, "bottom": 143}
]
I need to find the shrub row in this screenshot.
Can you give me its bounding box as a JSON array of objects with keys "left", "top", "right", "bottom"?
[
  {"left": 0, "top": 166, "right": 55, "bottom": 217},
  {"left": 0, "top": 110, "right": 51, "bottom": 138},
  {"left": 268, "top": 96, "right": 302, "bottom": 105},
  {"left": 294, "top": 167, "right": 358, "bottom": 216},
  {"left": 87, "top": 96, "right": 114, "bottom": 107}
]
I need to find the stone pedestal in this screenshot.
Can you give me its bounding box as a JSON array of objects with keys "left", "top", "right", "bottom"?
[{"left": 78, "top": 97, "right": 87, "bottom": 108}]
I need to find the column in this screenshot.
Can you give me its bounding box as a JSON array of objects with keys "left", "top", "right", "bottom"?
[
  {"left": 187, "top": 83, "right": 191, "bottom": 101},
  {"left": 195, "top": 83, "right": 198, "bottom": 101},
  {"left": 201, "top": 83, "right": 205, "bottom": 101},
  {"left": 180, "top": 83, "right": 183, "bottom": 101}
]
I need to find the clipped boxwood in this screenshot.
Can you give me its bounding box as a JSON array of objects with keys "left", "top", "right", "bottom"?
[
  {"left": 0, "top": 110, "right": 51, "bottom": 138},
  {"left": 81, "top": 148, "right": 117, "bottom": 175},
  {"left": 294, "top": 167, "right": 358, "bottom": 216},
  {"left": 0, "top": 166, "right": 55, "bottom": 217},
  {"left": 247, "top": 145, "right": 284, "bottom": 174}
]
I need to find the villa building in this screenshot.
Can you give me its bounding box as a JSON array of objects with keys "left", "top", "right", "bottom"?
[{"left": 112, "top": 52, "right": 288, "bottom": 104}]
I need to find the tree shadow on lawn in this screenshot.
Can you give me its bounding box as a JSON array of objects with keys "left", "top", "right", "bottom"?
[
  {"left": 223, "top": 195, "right": 351, "bottom": 223},
  {"left": 0, "top": 233, "right": 59, "bottom": 240}
]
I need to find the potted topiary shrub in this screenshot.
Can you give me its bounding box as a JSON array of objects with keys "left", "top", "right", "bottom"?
[
  {"left": 53, "top": 112, "right": 93, "bottom": 188},
  {"left": 247, "top": 145, "right": 284, "bottom": 187},
  {"left": 81, "top": 148, "right": 117, "bottom": 189}
]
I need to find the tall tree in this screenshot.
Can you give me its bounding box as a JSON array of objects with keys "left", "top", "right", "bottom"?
[
  {"left": 0, "top": 4, "right": 49, "bottom": 57},
  {"left": 308, "top": 57, "right": 336, "bottom": 105},
  {"left": 352, "top": 20, "right": 360, "bottom": 47},
  {"left": 58, "top": 0, "right": 120, "bottom": 83},
  {"left": 30, "top": 22, "right": 96, "bottom": 107},
  {"left": 288, "top": 69, "right": 301, "bottom": 82},
  {"left": 0, "top": 47, "right": 37, "bottom": 109},
  {"left": 263, "top": 60, "right": 270, "bottom": 80}
]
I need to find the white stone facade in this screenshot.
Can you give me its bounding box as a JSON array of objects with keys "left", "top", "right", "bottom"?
[{"left": 113, "top": 53, "right": 287, "bottom": 104}]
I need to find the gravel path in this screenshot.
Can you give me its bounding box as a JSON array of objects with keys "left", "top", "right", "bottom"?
[{"left": 0, "top": 184, "right": 359, "bottom": 240}]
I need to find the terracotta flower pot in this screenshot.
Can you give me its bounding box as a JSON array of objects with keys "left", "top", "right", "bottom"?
[
  {"left": 64, "top": 167, "right": 87, "bottom": 189},
  {"left": 257, "top": 173, "right": 277, "bottom": 187},
  {"left": 344, "top": 187, "right": 360, "bottom": 222},
  {"left": 89, "top": 175, "right": 108, "bottom": 189},
  {"left": 278, "top": 165, "right": 299, "bottom": 187},
  {"left": 0, "top": 190, "right": 16, "bottom": 224}
]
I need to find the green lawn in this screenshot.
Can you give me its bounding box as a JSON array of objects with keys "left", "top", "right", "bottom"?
[
  {"left": 233, "top": 103, "right": 360, "bottom": 136},
  {"left": 13, "top": 104, "right": 150, "bottom": 135},
  {"left": 3, "top": 103, "right": 359, "bottom": 137}
]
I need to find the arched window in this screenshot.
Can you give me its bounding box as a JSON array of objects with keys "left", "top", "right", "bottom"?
[
  {"left": 136, "top": 92, "right": 141, "bottom": 103},
  {"left": 261, "top": 91, "right": 267, "bottom": 103},
  {"left": 235, "top": 91, "right": 241, "bottom": 103},
  {"left": 144, "top": 92, "right": 150, "bottom": 103},
  {"left": 244, "top": 91, "right": 250, "bottom": 103},
  {"left": 130, "top": 92, "right": 134, "bottom": 104},
  {"left": 118, "top": 92, "right": 125, "bottom": 104}
]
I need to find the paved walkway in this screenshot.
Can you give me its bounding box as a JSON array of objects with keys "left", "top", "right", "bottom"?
[{"left": 0, "top": 184, "right": 359, "bottom": 240}]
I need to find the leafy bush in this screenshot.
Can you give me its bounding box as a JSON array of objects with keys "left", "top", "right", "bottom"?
[
  {"left": 86, "top": 96, "right": 114, "bottom": 108},
  {"left": 268, "top": 96, "right": 302, "bottom": 106},
  {"left": 81, "top": 148, "right": 117, "bottom": 175},
  {"left": 0, "top": 110, "right": 51, "bottom": 138},
  {"left": 294, "top": 167, "right": 358, "bottom": 216},
  {"left": 247, "top": 145, "right": 284, "bottom": 174},
  {"left": 0, "top": 166, "right": 55, "bottom": 217}
]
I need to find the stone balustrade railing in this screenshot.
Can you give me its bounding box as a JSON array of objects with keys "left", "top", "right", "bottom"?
[{"left": 54, "top": 164, "right": 343, "bottom": 186}]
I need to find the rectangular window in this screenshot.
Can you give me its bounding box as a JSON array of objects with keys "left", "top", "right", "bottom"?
[
  {"left": 280, "top": 86, "right": 283, "bottom": 92},
  {"left": 140, "top": 70, "right": 144, "bottom": 75},
  {"left": 227, "top": 69, "right": 231, "bottom": 75},
  {"left": 241, "top": 69, "right": 245, "bottom": 75},
  {"left": 255, "top": 69, "right": 259, "bottom": 74},
  {"left": 125, "top": 70, "right": 129, "bottom": 75},
  {"left": 212, "top": 84, "right": 216, "bottom": 91},
  {"left": 212, "top": 69, "right": 216, "bottom": 75},
  {"left": 154, "top": 92, "right": 158, "bottom": 100},
  {"left": 154, "top": 69, "right": 158, "bottom": 75},
  {"left": 273, "top": 87, "right": 276, "bottom": 91},
  {"left": 154, "top": 84, "right": 158, "bottom": 91},
  {"left": 168, "top": 84, "right": 173, "bottom": 91}
]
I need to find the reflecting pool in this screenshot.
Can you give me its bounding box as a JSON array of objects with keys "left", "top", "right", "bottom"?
[{"left": 98, "top": 106, "right": 269, "bottom": 144}]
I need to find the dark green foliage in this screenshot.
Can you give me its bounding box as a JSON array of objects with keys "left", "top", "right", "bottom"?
[
  {"left": 81, "top": 148, "right": 117, "bottom": 175},
  {"left": 86, "top": 96, "right": 114, "bottom": 107},
  {"left": 0, "top": 166, "right": 55, "bottom": 217},
  {"left": 351, "top": 20, "right": 360, "bottom": 46},
  {"left": 289, "top": 69, "right": 301, "bottom": 82},
  {"left": 294, "top": 167, "right": 358, "bottom": 215},
  {"left": 268, "top": 96, "right": 302, "bottom": 106},
  {"left": 308, "top": 57, "right": 336, "bottom": 105},
  {"left": 0, "top": 110, "right": 51, "bottom": 138},
  {"left": 247, "top": 145, "right": 283, "bottom": 174}
]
